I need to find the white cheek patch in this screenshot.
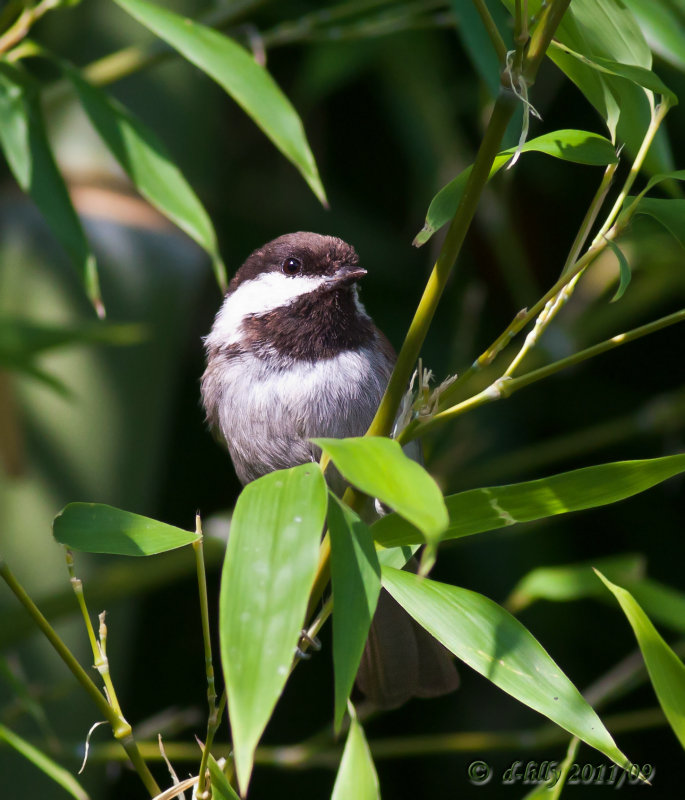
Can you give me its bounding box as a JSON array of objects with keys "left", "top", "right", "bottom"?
[{"left": 205, "top": 272, "right": 329, "bottom": 346}]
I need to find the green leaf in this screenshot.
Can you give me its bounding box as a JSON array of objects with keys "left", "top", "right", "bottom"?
[
  {"left": 52, "top": 503, "right": 199, "bottom": 555},
  {"left": 372, "top": 454, "right": 685, "bottom": 547},
  {"left": 642, "top": 168, "right": 685, "bottom": 196},
  {"left": 61, "top": 66, "right": 227, "bottom": 291},
  {"left": 414, "top": 130, "right": 617, "bottom": 246},
  {"left": 382, "top": 567, "right": 632, "bottom": 770},
  {"left": 0, "top": 318, "right": 143, "bottom": 364},
  {"left": 208, "top": 754, "right": 240, "bottom": 800},
  {"left": 0, "top": 64, "right": 102, "bottom": 316},
  {"left": 112, "top": 0, "right": 327, "bottom": 206},
  {"left": 315, "top": 437, "right": 448, "bottom": 571},
  {"left": 331, "top": 707, "right": 380, "bottom": 800},
  {"left": 526, "top": 0, "right": 675, "bottom": 174},
  {"left": 328, "top": 494, "right": 381, "bottom": 732},
  {"left": 0, "top": 722, "right": 89, "bottom": 800},
  {"left": 219, "top": 464, "right": 327, "bottom": 794},
  {"left": 629, "top": 197, "right": 685, "bottom": 248},
  {"left": 605, "top": 239, "right": 632, "bottom": 302},
  {"left": 622, "top": 0, "right": 685, "bottom": 71},
  {"left": 507, "top": 553, "right": 646, "bottom": 612},
  {"left": 550, "top": 43, "right": 678, "bottom": 105},
  {"left": 597, "top": 571, "right": 685, "bottom": 749},
  {"left": 631, "top": 579, "right": 685, "bottom": 635}
]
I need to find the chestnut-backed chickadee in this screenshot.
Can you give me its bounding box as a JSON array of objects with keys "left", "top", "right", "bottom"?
[{"left": 202, "top": 232, "right": 458, "bottom": 708}]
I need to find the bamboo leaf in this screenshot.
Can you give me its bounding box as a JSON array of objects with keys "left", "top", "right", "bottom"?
[
  {"left": 0, "top": 64, "right": 102, "bottom": 316},
  {"left": 328, "top": 494, "right": 381, "bottom": 732},
  {"left": 622, "top": 0, "right": 685, "bottom": 71},
  {"left": 605, "top": 239, "right": 632, "bottom": 302},
  {"left": 414, "top": 130, "right": 617, "bottom": 246},
  {"left": 331, "top": 707, "right": 380, "bottom": 800},
  {"left": 112, "top": 0, "right": 327, "bottom": 206},
  {"left": 373, "top": 454, "right": 685, "bottom": 547},
  {"left": 628, "top": 198, "right": 685, "bottom": 249},
  {"left": 208, "top": 754, "right": 240, "bottom": 800},
  {"left": 62, "top": 65, "right": 228, "bottom": 291},
  {"left": 315, "top": 437, "right": 448, "bottom": 572},
  {"left": 219, "top": 464, "right": 327, "bottom": 794},
  {"left": 382, "top": 567, "right": 633, "bottom": 770},
  {"left": 597, "top": 571, "right": 685, "bottom": 749},
  {"left": 0, "top": 722, "right": 89, "bottom": 800},
  {"left": 53, "top": 503, "right": 199, "bottom": 555},
  {"left": 507, "top": 553, "right": 646, "bottom": 612}
]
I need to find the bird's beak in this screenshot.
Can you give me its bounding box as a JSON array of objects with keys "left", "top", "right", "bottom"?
[{"left": 329, "top": 264, "right": 367, "bottom": 287}]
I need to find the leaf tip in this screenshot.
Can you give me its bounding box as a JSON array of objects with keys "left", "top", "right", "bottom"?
[{"left": 412, "top": 226, "right": 432, "bottom": 247}]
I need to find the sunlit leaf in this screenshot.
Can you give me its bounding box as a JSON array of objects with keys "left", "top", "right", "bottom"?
[
  {"left": 0, "top": 64, "right": 102, "bottom": 316},
  {"left": 414, "top": 130, "right": 617, "bottom": 245},
  {"left": 373, "top": 454, "right": 685, "bottom": 547},
  {"left": 597, "top": 571, "right": 685, "bottom": 749},
  {"left": 219, "top": 464, "right": 327, "bottom": 794},
  {"left": 53, "top": 503, "right": 199, "bottom": 555},
  {"left": 328, "top": 494, "right": 381, "bottom": 731},
  {"left": 331, "top": 706, "right": 380, "bottom": 800},
  {"left": 315, "top": 437, "right": 447, "bottom": 571},
  {"left": 383, "top": 567, "right": 633, "bottom": 769},
  {"left": 62, "top": 65, "right": 227, "bottom": 290},
  {"left": 113, "top": 0, "right": 327, "bottom": 206},
  {"left": 0, "top": 723, "right": 89, "bottom": 800}
]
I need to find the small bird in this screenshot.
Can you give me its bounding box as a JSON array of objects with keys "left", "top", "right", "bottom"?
[{"left": 202, "top": 232, "right": 458, "bottom": 708}]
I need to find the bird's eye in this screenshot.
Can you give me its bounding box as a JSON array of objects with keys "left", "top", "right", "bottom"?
[{"left": 282, "top": 257, "right": 302, "bottom": 275}]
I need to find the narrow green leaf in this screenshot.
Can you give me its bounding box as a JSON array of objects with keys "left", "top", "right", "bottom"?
[
  {"left": 219, "top": 464, "right": 327, "bottom": 794},
  {"left": 112, "top": 0, "right": 327, "bottom": 206},
  {"left": 629, "top": 197, "right": 685, "bottom": 248},
  {"left": 315, "top": 437, "right": 448, "bottom": 570},
  {"left": 382, "top": 567, "right": 633, "bottom": 770},
  {"left": 550, "top": 43, "right": 678, "bottom": 104},
  {"left": 372, "top": 454, "right": 685, "bottom": 547},
  {"left": 597, "top": 571, "right": 685, "bottom": 749},
  {"left": 0, "top": 64, "right": 102, "bottom": 316},
  {"left": 331, "top": 707, "right": 380, "bottom": 800},
  {"left": 61, "top": 66, "right": 227, "bottom": 291},
  {"left": 507, "top": 554, "right": 646, "bottom": 612},
  {"left": 0, "top": 318, "right": 143, "bottom": 363},
  {"left": 328, "top": 494, "right": 381, "bottom": 732},
  {"left": 53, "top": 503, "right": 199, "bottom": 555},
  {"left": 0, "top": 722, "right": 89, "bottom": 800},
  {"left": 642, "top": 169, "right": 685, "bottom": 196},
  {"left": 622, "top": 0, "right": 685, "bottom": 71},
  {"left": 208, "top": 754, "right": 240, "bottom": 800},
  {"left": 605, "top": 239, "right": 632, "bottom": 302},
  {"left": 414, "top": 130, "right": 617, "bottom": 246}
]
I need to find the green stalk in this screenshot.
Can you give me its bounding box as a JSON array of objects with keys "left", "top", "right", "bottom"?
[
  {"left": 471, "top": 0, "right": 507, "bottom": 64},
  {"left": 368, "top": 91, "right": 518, "bottom": 437},
  {"left": 0, "top": 558, "right": 161, "bottom": 797},
  {"left": 367, "top": 0, "right": 572, "bottom": 438},
  {"left": 442, "top": 98, "right": 669, "bottom": 401},
  {"left": 406, "top": 307, "right": 685, "bottom": 440},
  {"left": 192, "top": 516, "right": 223, "bottom": 799}
]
